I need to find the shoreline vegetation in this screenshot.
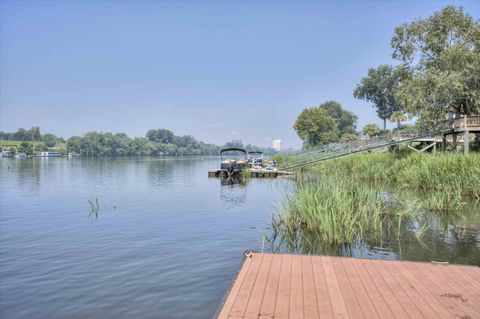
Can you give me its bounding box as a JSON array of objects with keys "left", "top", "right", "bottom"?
[
  {"left": 0, "top": 127, "right": 277, "bottom": 156},
  {"left": 266, "top": 5, "right": 480, "bottom": 260},
  {"left": 268, "top": 152, "right": 480, "bottom": 259}
]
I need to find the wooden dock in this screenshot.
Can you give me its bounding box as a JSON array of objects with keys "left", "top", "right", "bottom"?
[
  {"left": 208, "top": 169, "right": 293, "bottom": 178},
  {"left": 216, "top": 252, "right": 480, "bottom": 319}
]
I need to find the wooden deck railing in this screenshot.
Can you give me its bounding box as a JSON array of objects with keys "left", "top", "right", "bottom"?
[{"left": 453, "top": 115, "right": 480, "bottom": 129}]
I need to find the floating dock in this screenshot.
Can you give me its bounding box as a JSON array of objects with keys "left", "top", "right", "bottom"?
[
  {"left": 216, "top": 252, "right": 480, "bottom": 319},
  {"left": 208, "top": 169, "right": 293, "bottom": 178}
]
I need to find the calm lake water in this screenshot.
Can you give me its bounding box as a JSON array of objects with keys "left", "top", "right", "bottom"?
[{"left": 0, "top": 157, "right": 479, "bottom": 319}]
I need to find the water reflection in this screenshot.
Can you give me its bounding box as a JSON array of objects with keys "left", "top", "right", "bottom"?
[{"left": 219, "top": 177, "right": 247, "bottom": 209}]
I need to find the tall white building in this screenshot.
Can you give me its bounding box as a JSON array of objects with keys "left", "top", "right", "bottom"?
[{"left": 272, "top": 139, "right": 282, "bottom": 151}]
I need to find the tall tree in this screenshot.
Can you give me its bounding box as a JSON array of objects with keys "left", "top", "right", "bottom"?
[
  {"left": 392, "top": 6, "right": 480, "bottom": 123},
  {"left": 18, "top": 142, "right": 33, "bottom": 155},
  {"left": 319, "top": 101, "right": 358, "bottom": 135},
  {"left": 354, "top": 65, "right": 408, "bottom": 130},
  {"left": 294, "top": 101, "right": 358, "bottom": 148},
  {"left": 293, "top": 107, "right": 337, "bottom": 147},
  {"left": 146, "top": 129, "right": 175, "bottom": 144},
  {"left": 390, "top": 111, "right": 407, "bottom": 129}
]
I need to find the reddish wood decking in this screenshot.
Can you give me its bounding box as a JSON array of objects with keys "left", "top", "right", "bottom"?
[{"left": 216, "top": 252, "right": 480, "bottom": 319}]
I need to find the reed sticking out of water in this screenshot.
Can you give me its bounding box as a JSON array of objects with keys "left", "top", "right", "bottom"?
[
  {"left": 240, "top": 168, "right": 251, "bottom": 182},
  {"left": 88, "top": 198, "right": 100, "bottom": 219},
  {"left": 269, "top": 176, "right": 394, "bottom": 250}
]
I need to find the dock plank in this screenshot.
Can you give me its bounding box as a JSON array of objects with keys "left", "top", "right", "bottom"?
[
  {"left": 217, "top": 253, "right": 254, "bottom": 319},
  {"left": 244, "top": 254, "right": 273, "bottom": 319},
  {"left": 274, "top": 254, "right": 292, "bottom": 319},
  {"left": 361, "top": 259, "right": 409, "bottom": 319},
  {"left": 321, "top": 257, "right": 349, "bottom": 318},
  {"left": 371, "top": 260, "right": 423, "bottom": 319},
  {"left": 258, "top": 254, "right": 283, "bottom": 319},
  {"left": 289, "top": 255, "right": 304, "bottom": 319},
  {"left": 311, "top": 254, "right": 334, "bottom": 319},
  {"left": 227, "top": 253, "right": 264, "bottom": 319},
  {"left": 330, "top": 257, "right": 364, "bottom": 318},
  {"left": 354, "top": 258, "right": 394, "bottom": 318},
  {"left": 301, "top": 256, "right": 319, "bottom": 319},
  {"left": 216, "top": 253, "right": 480, "bottom": 319},
  {"left": 342, "top": 258, "right": 380, "bottom": 319}
]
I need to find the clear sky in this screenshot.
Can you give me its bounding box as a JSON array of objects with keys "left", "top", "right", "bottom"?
[{"left": 1, "top": 0, "right": 478, "bottom": 148}]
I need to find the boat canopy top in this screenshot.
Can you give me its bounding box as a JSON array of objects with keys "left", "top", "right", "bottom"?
[
  {"left": 220, "top": 148, "right": 247, "bottom": 160},
  {"left": 221, "top": 148, "right": 246, "bottom": 153}
]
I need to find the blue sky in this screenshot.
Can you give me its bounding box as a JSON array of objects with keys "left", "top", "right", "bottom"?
[{"left": 1, "top": 0, "right": 478, "bottom": 148}]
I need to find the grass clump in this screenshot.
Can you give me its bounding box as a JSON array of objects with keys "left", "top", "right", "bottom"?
[{"left": 269, "top": 176, "right": 392, "bottom": 253}]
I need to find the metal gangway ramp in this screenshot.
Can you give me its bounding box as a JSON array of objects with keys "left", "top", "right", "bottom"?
[{"left": 280, "top": 130, "right": 452, "bottom": 170}]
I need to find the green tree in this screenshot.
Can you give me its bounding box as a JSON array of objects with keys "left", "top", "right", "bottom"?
[
  {"left": 319, "top": 101, "right": 358, "bottom": 135},
  {"left": 293, "top": 107, "right": 338, "bottom": 147},
  {"left": 225, "top": 140, "right": 244, "bottom": 148},
  {"left": 42, "top": 133, "right": 58, "bottom": 147},
  {"left": 146, "top": 129, "right": 175, "bottom": 144},
  {"left": 392, "top": 6, "right": 480, "bottom": 123},
  {"left": 12, "top": 128, "right": 28, "bottom": 141},
  {"left": 28, "top": 127, "right": 41, "bottom": 141},
  {"left": 362, "top": 124, "right": 381, "bottom": 137},
  {"left": 18, "top": 142, "right": 33, "bottom": 155},
  {"left": 390, "top": 111, "right": 407, "bottom": 129},
  {"left": 33, "top": 142, "right": 48, "bottom": 152},
  {"left": 341, "top": 133, "right": 357, "bottom": 143},
  {"left": 354, "top": 65, "right": 409, "bottom": 130}
]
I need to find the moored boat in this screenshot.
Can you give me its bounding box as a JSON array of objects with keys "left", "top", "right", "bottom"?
[
  {"left": 37, "top": 151, "right": 62, "bottom": 157},
  {"left": 247, "top": 151, "right": 264, "bottom": 167},
  {"left": 220, "top": 148, "right": 248, "bottom": 176},
  {"left": 0, "top": 151, "right": 13, "bottom": 158}
]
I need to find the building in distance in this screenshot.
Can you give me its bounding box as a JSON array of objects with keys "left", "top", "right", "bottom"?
[{"left": 272, "top": 139, "right": 282, "bottom": 151}]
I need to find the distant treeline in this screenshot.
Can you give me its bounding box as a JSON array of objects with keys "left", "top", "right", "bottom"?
[{"left": 0, "top": 127, "right": 277, "bottom": 156}]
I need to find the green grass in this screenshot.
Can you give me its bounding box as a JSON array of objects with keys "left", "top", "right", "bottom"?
[
  {"left": 311, "top": 153, "right": 480, "bottom": 198},
  {"left": 268, "top": 176, "right": 399, "bottom": 252},
  {"left": 0, "top": 140, "right": 44, "bottom": 148}
]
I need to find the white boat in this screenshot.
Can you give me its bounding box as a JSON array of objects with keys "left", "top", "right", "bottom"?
[
  {"left": 15, "top": 153, "right": 27, "bottom": 158},
  {"left": 37, "top": 151, "right": 62, "bottom": 157},
  {"left": 0, "top": 151, "right": 13, "bottom": 158},
  {"left": 68, "top": 152, "right": 80, "bottom": 157}
]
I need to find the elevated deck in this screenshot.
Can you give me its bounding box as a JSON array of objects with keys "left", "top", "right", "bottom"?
[
  {"left": 216, "top": 252, "right": 480, "bottom": 319},
  {"left": 451, "top": 115, "right": 480, "bottom": 132},
  {"left": 208, "top": 169, "right": 293, "bottom": 178}
]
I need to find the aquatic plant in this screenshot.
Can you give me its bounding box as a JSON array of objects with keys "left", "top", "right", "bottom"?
[
  {"left": 268, "top": 176, "right": 397, "bottom": 254},
  {"left": 88, "top": 198, "right": 100, "bottom": 219},
  {"left": 240, "top": 168, "right": 251, "bottom": 183}
]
